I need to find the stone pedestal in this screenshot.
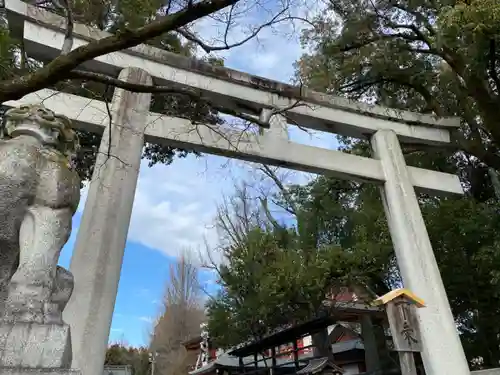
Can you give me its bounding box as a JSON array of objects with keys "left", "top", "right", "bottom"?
[
  {"left": 0, "top": 322, "right": 72, "bottom": 367},
  {"left": 0, "top": 322, "right": 80, "bottom": 375},
  {"left": 0, "top": 370, "right": 81, "bottom": 375}
]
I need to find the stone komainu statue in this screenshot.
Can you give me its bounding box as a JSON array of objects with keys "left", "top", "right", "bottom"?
[{"left": 0, "top": 104, "right": 80, "bottom": 325}]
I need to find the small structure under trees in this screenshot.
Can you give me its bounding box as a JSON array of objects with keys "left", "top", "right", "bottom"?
[{"left": 185, "top": 288, "right": 401, "bottom": 375}]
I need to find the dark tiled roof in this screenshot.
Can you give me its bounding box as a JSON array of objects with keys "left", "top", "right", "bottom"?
[
  {"left": 189, "top": 339, "right": 365, "bottom": 375},
  {"left": 228, "top": 315, "right": 336, "bottom": 357},
  {"left": 331, "top": 339, "right": 365, "bottom": 353},
  {"left": 188, "top": 353, "right": 303, "bottom": 375},
  {"left": 295, "top": 357, "right": 343, "bottom": 375},
  {"left": 228, "top": 303, "right": 383, "bottom": 358}
]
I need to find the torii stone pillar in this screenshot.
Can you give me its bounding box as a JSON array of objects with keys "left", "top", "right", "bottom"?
[
  {"left": 372, "top": 129, "right": 470, "bottom": 375},
  {"left": 63, "top": 68, "right": 152, "bottom": 375}
]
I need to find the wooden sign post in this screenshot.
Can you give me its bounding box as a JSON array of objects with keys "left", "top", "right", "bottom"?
[{"left": 373, "top": 289, "right": 426, "bottom": 375}]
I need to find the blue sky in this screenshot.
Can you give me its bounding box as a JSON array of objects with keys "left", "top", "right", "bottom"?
[{"left": 58, "top": 0, "right": 336, "bottom": 348}]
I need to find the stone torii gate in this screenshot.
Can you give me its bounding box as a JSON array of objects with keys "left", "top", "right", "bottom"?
[{"left": 3, "top": 1, "right": 470, "bottom": 375}]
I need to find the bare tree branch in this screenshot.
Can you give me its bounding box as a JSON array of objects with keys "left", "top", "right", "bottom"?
[
  {"left": 151, "top": 251, "right": 205, "bottom": 375},
  {"left": 176, "top": 6, "right": 289, "bottom": 53},
  {"left": 386, "top": 25, "right": 432, "bottom": 51},
  {"left": 49, "top": 0, "right": 74, "bottom": 55},
  {"left": 388, "top": 1, "right": 437, "bottom": 37},
  {"left": 258, "top": 165, "right": 298, "bottom": 215},
  {"left": 338, "top": 32, "right": 428, "bottom": 53},
  {"left": 258, "top": 196, "right": 284, "bottom": 231},
  {"left": 68, "top": 69, "right": 203, "bottom": 95},
  {"left": 0, "top": 0, "right": 239, "bottom": 103}
]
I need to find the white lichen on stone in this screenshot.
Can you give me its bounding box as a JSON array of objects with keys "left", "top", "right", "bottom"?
[{"left": 0, "top": 104, "right": 81, "bottom": 371}]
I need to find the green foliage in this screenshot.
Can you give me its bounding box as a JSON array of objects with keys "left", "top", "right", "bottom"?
[
  {"left": 0, "top": 28, "right": 18, "bottom": 81},
  {"left": 207, "top": 226, "right": 348, "bottom": 347},
  {"left": 293, "top": 6, "right": 500, "bottom": 366},
  {"left": 420, "top": 197, "right": 500, "bottom": 367},
  {"left": 105, "top": 344, "right": 150, "bottom": 375},
  {"left": 206, "top": 179, "right": 394, "bottom": 349},
  {"left": 207, "top": 169, "right": 500, "bottom": 368},
  {"left": 439, "top": 0, "right": 500, "bottom": 41},
  {"left": 297, "top": 0, "right": 500, "bottom": 171},
  {"left": 1, "top": 0, "right": 224, "bottom": 182},
  {"left": 205, "top": 142, "right": 500, "bottom": 370}
]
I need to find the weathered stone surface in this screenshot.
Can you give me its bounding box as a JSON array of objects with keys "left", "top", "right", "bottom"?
[
  {"left": 372, "top": 129, "right": 470, "bottom": 375},
  {"left": 0, "top": 104, "right": 80, "bottom": 324},
  {"left": 0, "top": 104, "right": 81, "bottom": 374},
  {"left": 8, "top": 0, "right": 461, "bottom": 131},
  {"left": 45, "top": 266, "right": 74, "bottom": 325},
  {"left": 472, "top": 370, "right": 500, "bottom": 375},
  {"left": 0, "top": 369, "right": 81, "bottom": 375},
  {"left": 63, "top": 68, "right": 152, "bottom": 375},
  {"left": 0, "top": 322, "right": 72, "bottom": 368}
]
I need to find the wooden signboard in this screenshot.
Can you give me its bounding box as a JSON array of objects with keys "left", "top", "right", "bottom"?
[
  {"left": 385, "top": 297, "right": 422, "bottom": 352},
  {"left": 373, "top": 289, "right": 426, "bottom": 375}
]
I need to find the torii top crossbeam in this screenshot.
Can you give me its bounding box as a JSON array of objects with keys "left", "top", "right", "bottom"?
[
  {"left": 3, "top": 0, "right": 463, "bottom": 196},
  {"left": 5, "top": 0, "right": 459, "bottom": 143}
]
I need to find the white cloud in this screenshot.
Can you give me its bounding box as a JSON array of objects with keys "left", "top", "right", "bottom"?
[
  {"left": 76, "top": 183, "right": 89, "bottom": 213},
  {"left": 74, "top": 156, "right": 231, "bottom": 260},
  {"left": 74, "top": 134, "right": 336, "bottom": 262},
  {"left": 127, "top": 156, "right": 235, "bottom": 259},
  {"left": 139, "top": 316, "right": 153, "bottom": 323}
]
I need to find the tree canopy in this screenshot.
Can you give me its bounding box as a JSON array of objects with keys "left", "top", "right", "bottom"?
[
  {"left": 297, "top": 0, "right": 500, "bottom": 172},
  {"left": 3, "top": 0, "right": 500, "bottom": 369},
  {"left": 0, "top": 0, "right": 214, "bottom": 181},
  {"left": 206, "top": 178, "right": 395, "bottom": 349},
  {"left": 105, "top": 343, "right": 150, "bottom": 375},
  {"left": 207, "top": 165, "right": 500, "bottom": 369},
  {"left": 206, "top": 0, "right": 500, "bottom": 365},
  {"left": 292, "top": 2, "right": 500, "bottom": 366}
]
